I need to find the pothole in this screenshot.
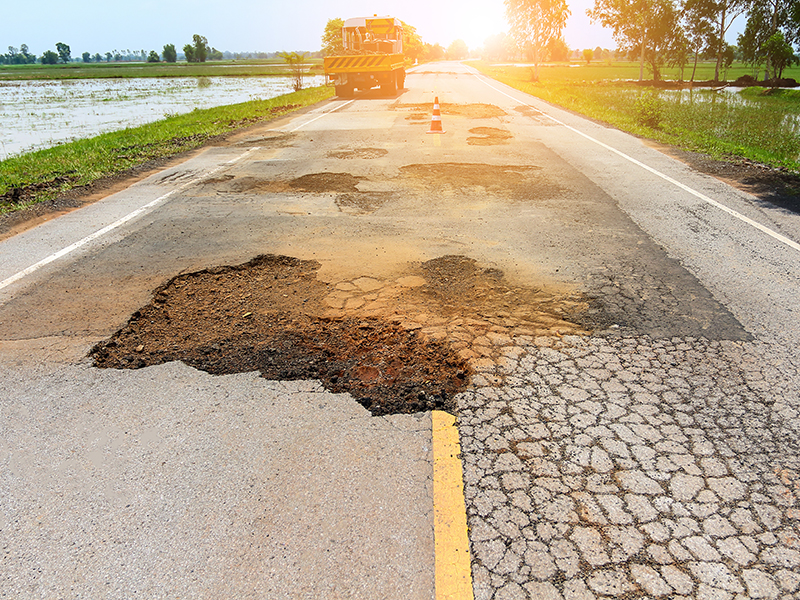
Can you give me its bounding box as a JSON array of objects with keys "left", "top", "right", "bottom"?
[
  {"left": 328, "top": 148, "right": 389, "bottom": 160},
  {"left": 91, "top": 254, "right": 605, "bottom": 415},
  {"left": 392, "top": 103, "right": 508, "bottom": 119},
  {"left": 467, "top": 127, "right": 514, "bottom": 145},
  {"left": 400, "top": 163, "right": 561, "bottom": 200}
]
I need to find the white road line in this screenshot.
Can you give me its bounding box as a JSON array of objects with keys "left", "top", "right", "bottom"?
[
  {"left": 470, "top": 69, "right": 800, "bottom": 254},
  {"left": 0, "top": 147, "right": 260, "bottom": 293},
  {"left": 288, "top": 99, "right": 355, "bottom": 132}
]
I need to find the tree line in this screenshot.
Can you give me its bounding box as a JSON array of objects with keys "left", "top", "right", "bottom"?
[
  {"left": 505, "top": 0, "right": 800, "bottom": 82},
  {"left": 0, "top": 35, "right": 226, "bottom": 66}
]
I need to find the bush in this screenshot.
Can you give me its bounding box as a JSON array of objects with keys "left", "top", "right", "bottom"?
[{"left": 635, "top": 93, "right": 664, "bottom": 128}]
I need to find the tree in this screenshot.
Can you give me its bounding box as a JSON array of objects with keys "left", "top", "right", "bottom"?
[
  {"left": 402, "top": 21, "right": 425, "bottom": 63},
  {"left": 278, "top": 51, "right": 307, "bottom": 91},
  {"left": 506, "top": 0, "right": 571, "bottom": 81},
  {"left": 147, "top": 50, "right": 160, "bottom": 63},
  {"left": 82, "top": 51, "right": 91, "bottom": 63},
  {"left": 192, "top": 34, "right": 208, "bottom": 62},
  {"left": 41, "top": 50, "right": 58, "bottom": 65},
  {"left": 183, "top": 44, "right": 195, "bottom": 62},
  {"left": 55, "top": 42, "right": 71, "bottom": 63},
  {"left": 708, "top": 0, "right": 750, "bottom": 82},
  {"left": 740, "top": 0, "right": 796, "bottom": 79},
  {"left": 583, "top": 48, "right": 594, "bottom": 63},
  {"left": 423, "top": 43, "right": 446, "bottom": 61},
  {"left": 105, "top": 52, "right": 113, "bottom": 62},
  {"left": 588, "top": 0, "right": 681, "bottom": 81},
  {"left": 321, "top": 17, "right": 345, "bottom": 55},
  {"left": 682, "top": 0, "right": 716, "bottom": 82},
  {"left": 93, "top": 53, "right": 102, "bottom": 62},
  {"left": 162, "top": 43, "right": 177, "bottom": 63},
  {"left": 547, "top": 37, "right": 570, "bottom": 61},
  {"left": 762, "top": 31, "right": 797, "bottom": 80},
  {"left": 446, "top": 39, "right": 469, "bottom": 60},
  {"left": 208, "top": 47, "right": 223, "bottom": 60}
]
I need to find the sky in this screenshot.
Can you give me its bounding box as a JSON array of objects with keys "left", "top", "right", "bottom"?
[{"left": 3, "top": 0, "right": 745, "bottom": 58}]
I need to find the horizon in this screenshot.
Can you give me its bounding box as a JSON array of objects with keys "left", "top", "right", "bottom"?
[{"left": 2, "top": 0, "right": 747, "bottom": 61}]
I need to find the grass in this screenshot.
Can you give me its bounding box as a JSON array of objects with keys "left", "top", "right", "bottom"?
[
  {"left": 469, "top": 60, "right": 800, "bottom": 173},
  {"left": 0, "top": 59, "right": 325, "bottom": 81},
  {"left": 0, "top": 85, "right": 334, "bottom": 213}
]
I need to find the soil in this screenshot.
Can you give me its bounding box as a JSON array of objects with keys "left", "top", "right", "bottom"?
[
  {"left": 90, "top": 254, "right": 598, "bottom": 416},
  {"left": 392, "top": 102, "right": 508, "bottom": 124}
]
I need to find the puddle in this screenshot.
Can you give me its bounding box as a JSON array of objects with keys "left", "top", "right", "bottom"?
[{"left": 90, "top": 254, "right": 601, "bottom": 415}]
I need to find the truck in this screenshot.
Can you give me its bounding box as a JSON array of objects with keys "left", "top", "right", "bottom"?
[{"left": 324, "top": 16, "right": 406, "bottom": 97}]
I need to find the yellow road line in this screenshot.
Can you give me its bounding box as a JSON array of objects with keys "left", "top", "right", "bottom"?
[{"left": 432, "top": 410, "right": 474, "bottom": 600}]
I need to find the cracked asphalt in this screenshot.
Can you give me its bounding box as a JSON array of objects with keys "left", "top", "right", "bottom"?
[{"left": 1, "top": 61, "right": 800, "bottom": 598}]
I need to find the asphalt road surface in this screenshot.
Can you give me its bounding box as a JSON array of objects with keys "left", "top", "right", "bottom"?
[{"left": 2, "top": 61, "right": 800, "bottom": 599}]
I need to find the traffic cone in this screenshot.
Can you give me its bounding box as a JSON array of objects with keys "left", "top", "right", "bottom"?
[{"left": 427, "top": 97, "right": 445, "bottom": 134}]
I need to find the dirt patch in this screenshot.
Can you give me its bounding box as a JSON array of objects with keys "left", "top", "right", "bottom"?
[
  {"left": 90, "top": 254, "right": 599, "bottom": 415},
  {"left": 328, "top": 148, "right": 389, "bottom": 160},
  {"left": 289, "top": 172, "right": 362, "bottom": 193},
  {"left": 392, "top": 103, "right": 507, "bottom": 119},
  {"left": 335, "top": 192, "right": 393, "bottom": 214},
  {"left": 514, "top": 105, "right": 559, "bottom": 126},
  {"left": 400, "top": 163, "right": 562, "bottom": 201},
  {"left": 467, "top": 127, "right": 514, "bottom": 146}
]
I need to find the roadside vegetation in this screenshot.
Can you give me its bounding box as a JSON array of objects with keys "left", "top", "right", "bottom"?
[
  {"left": 0, "top": 86, "right": 333, "bottom": 213},
  {"left": 470, "top": 60, "right": 800, "bottom": 173}
]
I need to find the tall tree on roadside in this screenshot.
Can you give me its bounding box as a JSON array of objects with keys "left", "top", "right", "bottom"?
[
  {"left": 506, "top": 0, "right": 571, "bottom": 81},
  {"left": 183, "top": 44, "right": 195, "bottom": 62},
  {"left": 401, "top": 21, "right": 425, "bottom": 63},
  {"left": 706, "top": 0, "right": 750, "bottom": 82},
  {"left": 162, "top": 44, "right": 177, "bottom": 63},
  {"left": 41, "top": 50, "right": 58, "bottom": 64},
  {"left": 682, "top": 0, "right": 716, "bottom": 82},
  {"left": 588, "top": 0, "right": 680, "bottom": 81},
  {"left": 55, "top": 42, "right": 71, "bottom": 63},
  {"left": 739, "top": 0, "right": 796, "bottom": 79},
  {"left": 321, "top": 18, "right": 345, "bottom": 55}
]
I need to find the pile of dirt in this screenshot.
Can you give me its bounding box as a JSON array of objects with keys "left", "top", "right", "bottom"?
[{"left": 90, "top": 255, "right": 471, "bottom": 416}]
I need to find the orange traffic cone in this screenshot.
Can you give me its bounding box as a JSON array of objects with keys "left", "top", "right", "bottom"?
[{"left": 427, "top": 97, "right": 445, "bottom": 134}]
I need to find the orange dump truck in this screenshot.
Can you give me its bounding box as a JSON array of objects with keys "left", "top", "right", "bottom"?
[{"left": 324, "top": 16, "right": 405, "bottom": 97}]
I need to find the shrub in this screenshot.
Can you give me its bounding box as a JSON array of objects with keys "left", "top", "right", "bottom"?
[{"left": 635, "top": 93, "right": 664, "bottom": 128}]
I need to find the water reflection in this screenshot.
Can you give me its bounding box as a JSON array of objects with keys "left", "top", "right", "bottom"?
[{"left": 0, "top": 75, "right": 326, "bottom": 159}]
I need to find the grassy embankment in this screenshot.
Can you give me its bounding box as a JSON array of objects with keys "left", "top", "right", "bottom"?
[
  {"left": 469, "top": 60, "right": 800, "bottom": 173},
  {"left": 0, "top": 85, "right": 334, "bottom": 213},
  {"left": 0, "top": 59, "right": 324, "bottom": 80}
]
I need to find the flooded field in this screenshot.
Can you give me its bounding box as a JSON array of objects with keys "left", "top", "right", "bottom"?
[{"left": 0, "top": 75, "right": 325, "bottom": 159}]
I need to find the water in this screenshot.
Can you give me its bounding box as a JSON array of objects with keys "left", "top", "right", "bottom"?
[{"left": 0, "top": 75, "right": 326, "bottom": 159}]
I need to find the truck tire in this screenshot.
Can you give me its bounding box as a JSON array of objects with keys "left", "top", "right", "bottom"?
[
  {"left": 381, "top": 74, "right": 397, "bottom": 95},
  {"left": 335, "top": 83, "right": 354, "bottom": 98}
]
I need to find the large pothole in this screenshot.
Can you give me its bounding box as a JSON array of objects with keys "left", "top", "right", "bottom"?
[{"left": 91, "top": 254, "right": 602, "bottom": 415}]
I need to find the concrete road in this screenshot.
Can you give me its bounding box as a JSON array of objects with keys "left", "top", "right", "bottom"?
[{"left": 2, "top": 61, "right": 800, "bottom": 599}]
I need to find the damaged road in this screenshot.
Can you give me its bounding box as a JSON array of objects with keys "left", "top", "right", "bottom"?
[{"left": 2, "top": 61, "right": 800, "bottom": 599}]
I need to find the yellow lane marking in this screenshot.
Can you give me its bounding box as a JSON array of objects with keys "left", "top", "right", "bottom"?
[
  {"left": 433, "top": 134, "right": 442, "bottom": 147},
  {"left": 432, "top": 410, "right": 474, "bottom": 600}
]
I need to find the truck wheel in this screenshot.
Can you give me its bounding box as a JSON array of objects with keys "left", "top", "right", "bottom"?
[
  {"left": 335, "top": 83, "right": 354, "bottom": 98},
  {"left": 381, "top": 74, "right": 397, "bottom": 95}
]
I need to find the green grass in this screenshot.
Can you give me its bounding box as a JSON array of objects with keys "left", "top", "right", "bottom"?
[
  {"left": 470, "top": 60, "right": 800, "bottom": 173},
  {"left": 0, "top": 59, "right": 325, "bottom": 80},
  {"left": 0, "top": 85, "right": 334, "bottom": 213}
]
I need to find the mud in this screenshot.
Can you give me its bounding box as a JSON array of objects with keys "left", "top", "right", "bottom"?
[
  {"left": 90, "top": 254, "right": 599, "bottom": 416},
  {"left": 467, "top": 127, "right": 514, "bottom": 145}
]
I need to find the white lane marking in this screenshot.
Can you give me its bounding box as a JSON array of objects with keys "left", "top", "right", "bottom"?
[
  {"left": 288, "top": 99, "right": 356, "bottom": 132},
  {"left": 0, "top": 147, "right": 260, "bottom": 293},
  {"left": 470, "top": 68, "right": 800, "bottom": 254}
]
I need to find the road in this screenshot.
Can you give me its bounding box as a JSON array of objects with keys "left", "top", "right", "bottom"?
[{"left": 1, "top": 61, "right": 800, "bottom": 599}]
